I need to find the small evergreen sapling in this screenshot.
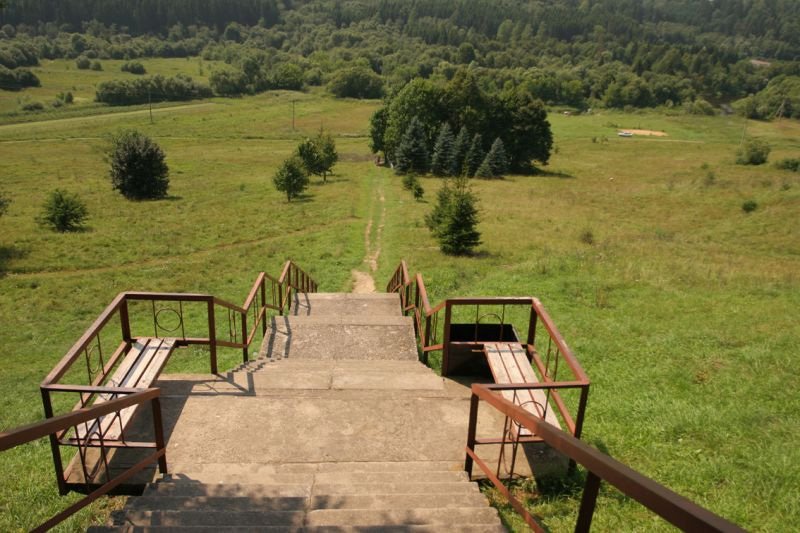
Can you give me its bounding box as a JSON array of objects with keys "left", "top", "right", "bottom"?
[
  {"left": 38, "top": 189, "right": 88, "bottom": 232},
  {"left": 426, "top": 176, "right": 481, "bottom": 255}
]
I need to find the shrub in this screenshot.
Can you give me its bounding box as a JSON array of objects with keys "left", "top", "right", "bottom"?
[
  {"left": 273, "top": 157, "right": 309, "bottom": 202},
  {"left": 90, "top": 60, "right": 102, "bottom": 71},
  {"left": 109, "top": 131, "right": 170, "bottom": 200},
  {"left": 75, "top": 55, "right": 91, "bottom": 69},
  {"left": 96, "top": 74, "right": 212, "bottom": 106},
  {"left": 328, "top": 66, "right": 384, "bottom": 99},
  {"left": 0, "top": 194, "right": 10, "bottom": 217},
  {"left": 736, "top": 139, "right": 771, "bottom": 165},
  {"left": 401, "top": 173, "right": 418, "bottom": 191},
  {"left": 121, "top": 61, "right": 146, "bottom": 75},
  {"left": 38, "top": 189, "right": 88, "bottom": 232},
  {"left": 580, "top": 229, "right": 595, "bottom": 245},
  {"left": 21, "top": 101, "right": 44, "bottom": 111},
  {"left": 0, "top": 65, "right": 40, "bottom": 90},
  {"left": 412, "top": 182, "right": 425, "bottom": 200},
  {"left": 741, "top": 200, "right": 758, "bottom": 213},
  {"left": 775, "top": 158, "right": 800, "bottom": 172}
]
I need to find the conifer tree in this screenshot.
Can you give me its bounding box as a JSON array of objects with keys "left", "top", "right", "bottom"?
[
  {"left": 395, "top": 116, "right": 429, "bottom": 174},
  {"left": 430, "top": 123, "right": 455, "bottom": 176},
  {"left": 476, "top": 137, "right": 509, "bottom": 178},
  {"left": 450, "top": 126, "right": 470, "bottom": 176},
  {"left": 462, "top": 133, "right": 484, "bottom": 177},
  {"left": 430, "top": 176, "right": 480, "bottom": 255}
]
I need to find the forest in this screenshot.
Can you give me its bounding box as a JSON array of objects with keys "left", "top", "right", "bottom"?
[{"left": 0, "top": 0, "right": 799, "bottom": 118}]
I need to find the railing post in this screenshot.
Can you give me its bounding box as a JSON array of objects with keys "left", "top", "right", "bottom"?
[
  {"left": 119, "top": 298, "right": 131, "bottom": 343},
  {"left": 151, "top": 396, "right": 168, "bottom": 475},
  {"left": 574, "top": 472, "right": 602, "bottom": 533},
  {"left": 464, "top": 390, "right": 479, "bottom": 480},
  {"left": 442, "top": 301, "right": 452, "bottom": 377},
  {"left": 207, "top": 299, "right": 217, "bottom": 374},
  {"left": 41, "top": 388, "right": 68, "bottom": 495},
  {"left": 241, "top": 312, "right": 248, "bottom": 363},
  {"left": 527, "top": 302, "right": 537, "bottom": 346},
  {"left": 260, "top": 278, "right": 267, "bottom": 336},
  {"left": 568, "top": 386, "right": 591, "bottom": 474}
]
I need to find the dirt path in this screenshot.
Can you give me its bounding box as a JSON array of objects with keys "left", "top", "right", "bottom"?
[
  {"left": 0, "top": 102, "right": 218, "bottom": 133},
  {"left": 351, "top": 182, "right": 386, "bottom": 293}
]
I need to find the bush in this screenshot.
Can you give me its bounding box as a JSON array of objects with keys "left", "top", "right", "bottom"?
[
  {"left": 0, "top": 194, "right": 10, "bottom": 217},
  {"left": 741, "top": 200, "right": 758, "bottom": 213},
  {"left": 775, "top": 158, "right": 800, "bottom": 172},
  {"left": 109, "top": 131, "right": 170, "bottom": 200},
  {"left": 38, "top": 189, "right": 88, "bottom": 232},
  {"left": 121, "top": 61, "right": 146, "bottom": 75},
  {"left": 0, "top": 65, "right": 40, "bottom": 90},
  {"left": 273, "top": 157, "right": 309, "bottom": 202},
  {"left": 90, "top": 60, "right": 103, "bottom": 71},
  {"left": 21, "top": 101, "right": 44, "bottom": 111},
  {"left": 412, "top": 182, "right": 424, "bottom": 200},
  {"left": 328, "top": 66, "right": 384, "bottom": 99},
  {"left": 736, "top": 139, "right": 771, "bottom": 165},
  {"left": 96, "top": 74, "right": 212, "bottom": 106},
  {"left": 75, "top": 55, "right": 91, "bottom": 69}
]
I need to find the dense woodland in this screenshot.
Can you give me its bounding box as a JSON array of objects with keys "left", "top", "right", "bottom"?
[{"left": 1, "top": 0, "right": 799, "bottom": 118}]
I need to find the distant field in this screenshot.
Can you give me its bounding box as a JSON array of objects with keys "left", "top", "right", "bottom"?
[{"left": 0, "top": 60, "right": 799, "bottom": 531}]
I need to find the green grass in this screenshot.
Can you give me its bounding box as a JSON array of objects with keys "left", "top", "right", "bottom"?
[{"left": 1, "top": 63, "right": 799, "bottom": 531}]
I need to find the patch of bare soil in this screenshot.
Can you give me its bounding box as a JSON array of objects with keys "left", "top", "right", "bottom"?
[{"left": 620, "top": 129, "right": 668, "bottom": 137}]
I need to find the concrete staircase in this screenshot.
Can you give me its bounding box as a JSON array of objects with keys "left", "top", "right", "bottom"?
[{"left": 90, "top": 292, "right": 507, "bottom": 532}]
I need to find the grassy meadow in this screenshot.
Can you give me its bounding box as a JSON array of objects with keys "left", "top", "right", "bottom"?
[{"left": 1, "top": 59, "right": 799, "bottom": 531}]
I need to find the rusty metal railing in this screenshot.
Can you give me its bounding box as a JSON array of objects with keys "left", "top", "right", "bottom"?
[
  {"left": 31, "top": 260, "right": 317, "bottom": 519},
  {"left": 465, "top": 384, "right": 745, "bottom": 532},
  {"left": 0, "top": 389, "right": 167, "bottom": 532}
]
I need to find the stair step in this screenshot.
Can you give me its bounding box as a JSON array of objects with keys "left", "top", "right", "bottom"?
[
  {"left": 309, "top": 493, "right": 488, "bottom": 510},
  {"left": 314, "top": 461, "right": 461, "bottom": 473},
  {"left": 145, "top": 482, "right": 310, "bottom": 498},
  {"left": 113, "top": 510, "right": 305, "bottom": 527},
  {"left": 314, "top": 471, "right": 468, "bottom": 484},
  {"left": 306, "top": 507, "right": 502, "bottom": 527},
  {"left": 292, "top": 293, "right": 401, "bottom": 317},
  {"left": 162, "top": 465, "right": 314, "bottom": 485},
  {"left": 311, "top": 482, "right": 480, "bottom": 495},
  {"left": 91, "top": 526, "right": 505, "bottom": 533},
  {"left": 128, "top": 495, "right": 307, "bottom": 512}
]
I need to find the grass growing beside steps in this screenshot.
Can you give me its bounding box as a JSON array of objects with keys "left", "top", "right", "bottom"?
[{"left": 1, "top": 71, "right": 799, "bottom": 531}]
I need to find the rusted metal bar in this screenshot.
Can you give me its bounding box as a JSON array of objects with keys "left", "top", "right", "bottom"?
[
  {"left": 43, "top": 384, "right": 146, "bottom": 395},
  {"left": 464, "top": 391, "right": 479, "bottom": 477},
  {"left": 469, "top": 385, "right": 745, "bottom": 533},
  {"left": 32, "top": 448, "right": 165, "bottom": 533},
  {"left": 207, "top": 299, "right": 217, "bottom": 374},
  {"left": 527, "top": 303, "right": 537, "bottom": 346},
  {"left": 575, "top": 472, "right": 602, "bottom": 533},
  {"left": 40, "top": 388, "right": 67, "bottom": 495},
  {"left": 442, "top": 302, "right": 452, "bottom": 376},
  {"left": 151, "top": 397, "right": 168, "bottom": 474},
  {"left": 243, "top": 273, "right": 265, "bottom": 310},
  {"left": 532, "top": 298, "right": 588, "bottom": 382},
  {"left": 482, "top": 381, "right": 589, "bottom": 391},
  {"left": 260, "top": 278, "right": 268, "bottom": 336},
  {"left": 2, "top": 390, "right": 160, "bottom": 450},
  {"left": 42, "top": 293, "right": 126, "bottom": 386},
  {"left": 241, "top": 312, "right": 249, "bottom": 363},
  {"left": 448, "top": 297, "right": 534, "bottom": 306},
  {"left": 119, "top": 299, "right": 131, "bottom": 343}
]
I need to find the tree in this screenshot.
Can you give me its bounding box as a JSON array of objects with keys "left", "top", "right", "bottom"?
[
  {"left": 395, "top": 116, "right": 429, "bottom": 174},
  {"left": 273, "top": 156, "right": 309, "bottom": 201},
  {"left": 502, "top": 87, "right": 553, "bottom": 171},
  {"left": 328, "top": 66, "right": 384, "bottom": 99},
  {"left": 736, "top": 138, "right": 771, "bottom": 165},
  {"left": 463, "top": 133, "right": 484, "bottom": 177},
  {"left": 38, "top": 189, "right": 88, "bottom": 232},
  {"left": 383, "top": 78, "right": 447, "bottom": 163},
  {"left": 109, "top": 130, "right": 170, "bottom": 200},
  {"left": 369, "top": 107, "right": 389, "bottom": 161},
  {"left": 427, "top": 176, "right": 481, "bottom": 256},
  {"left": 296, "top": 130, "right": 338, "bottom": 183},
  {"left": 476, "top": 137, "right": 509, "bottom": 178},
  {"left": 450, "top": 126, "right": 470, "bottom": 177},
  {"left": 430, "top": 123, "right": 455, "bottom": 176}
]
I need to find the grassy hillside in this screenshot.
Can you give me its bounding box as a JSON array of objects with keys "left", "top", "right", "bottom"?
[{"left": 0, "top": 61, "right": 798, "bottom": 530}]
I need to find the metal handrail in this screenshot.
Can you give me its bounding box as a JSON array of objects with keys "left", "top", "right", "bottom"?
[
  {"left": 465, "top": 384, "right": 745, "bottom": 533},
  {"left": 0, "top": 389, "right": 167, "bottom": 532}
]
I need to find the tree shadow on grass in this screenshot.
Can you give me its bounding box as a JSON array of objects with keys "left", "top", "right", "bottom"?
[
  {"left": 0, "top": 245, "right": 30, "bottom": 278},
  {"left": 288, "top": 192, "right": 315, "bottom": 203},
  {"left": 530, "top": 168, "right": 575, "bottom": 179}
]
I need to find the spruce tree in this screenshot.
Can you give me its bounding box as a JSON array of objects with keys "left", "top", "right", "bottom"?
[
  {"left": 432, "top": 176, "right": 481, "bottom": 255},
  {"left": 395, "top": 117, "right": 429, "bottom": 174},
  {"left": 476, "top": 137, "right": 509, "bottom": 178},
  {"left": 450, "top": 126, "right": 470, "bottom": 176},
  {"left": 430, "top": 123, "right": 455, "bottom": 176},
  {"left": 462, "top": 133, "right": 484, "bottom": 177}
]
